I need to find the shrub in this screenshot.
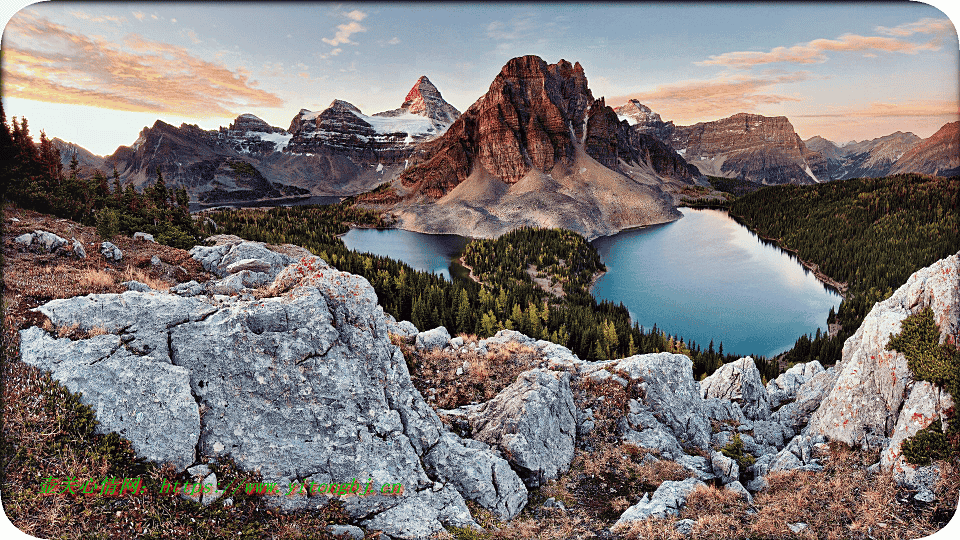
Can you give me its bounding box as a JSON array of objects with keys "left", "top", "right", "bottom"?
[{"left": 720, "top": 433, "right": 756, "bottom": 470}]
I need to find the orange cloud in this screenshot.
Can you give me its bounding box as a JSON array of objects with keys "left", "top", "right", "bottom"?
[
  {"left": 696, "top": 18, "right": 951, "bottom": 68},
  {"left": 793, "top": 99, "right": 959, "bottom": 119},
  {"left": 608, "top": 72, "right": 810, "bottom": 123},
  {"left": 2, "top": 15, "right": 284, "bottom": 118},
  {"left": 876, "top": 17, "right": 956, "bottom": 37}
]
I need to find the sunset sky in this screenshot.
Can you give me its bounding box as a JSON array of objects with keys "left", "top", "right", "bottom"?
[{"left": 1, "top": 1, "right": 958, "bottom": 156}]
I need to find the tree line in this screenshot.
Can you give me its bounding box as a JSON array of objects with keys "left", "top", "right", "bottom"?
[{"left": 0, "top": 106, "right": 199, "bottom": 248}]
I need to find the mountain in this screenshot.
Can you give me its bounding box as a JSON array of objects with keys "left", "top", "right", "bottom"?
[
  {"left": 56, "top": 77, "right": 463, "bottom": 207},
  {"left": 671, "top": 113, "right": 820, "bottom": 185},
  {"left": 616, "top": 103, "right": 820, "bottom": 185},
  {"left": 804, "top": 131, "right": 922, "bottom": 180},
  {"left": 890, "top": 121, "right": 960, "bottom": 177},
  {"left": 614, "top": 99, "right": 675, "bottom": 142},
  {"left": 374, "top": 75, "right": 461, "bottom": 127},
  {"left": 373, "top": 55, "right": 695, "bottom": 239}
]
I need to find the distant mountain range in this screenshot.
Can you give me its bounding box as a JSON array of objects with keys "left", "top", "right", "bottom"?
[
  {"left": 51, "top": 55, "right": 958, "bottom": 234},
  {"left": 614, "top": 99, "right": 958, "bottom": 184}
]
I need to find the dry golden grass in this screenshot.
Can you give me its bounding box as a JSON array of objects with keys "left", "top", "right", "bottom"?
[
  {"left": 403, "top": 339, "right": 544, "bottom": 409},
  {"left": 120, "top": 266, "right": 170, "bottom": 291},
  {"left": 57, "top": 322, "right": 79, "bottom": 338},
  {"left": 77, "top": 268, "right": 115, "bottom": 289}
]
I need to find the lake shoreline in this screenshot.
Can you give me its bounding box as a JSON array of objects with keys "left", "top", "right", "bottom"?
[{"left": 727, "top": 214, "right": 849, "bottom": 298}]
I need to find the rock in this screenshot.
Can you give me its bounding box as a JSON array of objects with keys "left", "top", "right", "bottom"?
[
  {"left": 769, "top": 433, "right": 828, "bottom": 472},
  {"left": 151, "top": 255, "right": 162, "bottom": 266},
  {"left": 423, "top": 432, "right": 527, "bottom": 520},
  {"left": 189, "top": 235, "right": 295, "bottom": 281},
  {"left": 702, "top": 397, "right": 748, "bottom": 426},
  {"left": 542, "top": 497, "right": 566, "bottom": 511},
  {"left": 725, "top": 480, "right": 753, "bottom": 504},
  {"left": 674, "top": 518, "right": 696, "bottom": 536},
  {"left": 751, "top": 421, "right": 793, "bottom": 451},
  {"left": 21, "top": 256, "right": 507, "bottom": 537},
  {"left": 766, "top": 360, "right": 824, "bottom": 408},
  {"left": 415, "top": 326, "right": 451, "bottom": 351},
  {"left": 612, "top": 477, "right": 705, "bottom": 528},
  {"left": 711, "top": 450, "right": 739, "bottom": 485},
  {"left": 123, "top": 281, "right": 153, "bottom": 293},
  {"left": 170, "top": 280, "right": 204, "bottom": 297},
  {"left": 914, "top": 488, "right": 937, "bottom": 503},
  {"left": 602, "top": 353, "right": 711, "bottom": 449},
  {"left": 895, "top": 463, "right": 941, "bottom": 492},
  {"left": 787, "top": 522, "right": 808, "bottom": 533},
  {"left": 468, "top": 369, "right": 577, "bottom": 487},
  {"left": 623, "top": 409, "right": 685, "bottom": 459},
  {"left": 385, "top": 317, "right": 418, "bottom": 341},
  {"left": 10, "top": 217, "right": 19, "bottom": 222},
  {"left": 881, "top": 381, "right": 954, "bottom": 471},
  {"left": 809, "top": 251, "right": 959, "bottom": 456},
  {"left": 700, "top": 357, "right": 771, "bottom": 421},
  {"left": 100, "top": 241, "right": 123, "bottom": 261},
  {"left": 675, "top": 454, "right": 716, "bottom": 482},
  {"left": 15, "top": 230, "right": 69, "bottom": 253},
  {"left": 14, "top": 233, "right": 34, "bottom": 246},
  {"left": 449, "top": 336, "right": 464, "bottom": 349},
  {"left": 327, "top": 525, "right": 364, "bottom": 540},
  {"left": 19, "top": 327, "right": 200, "bottom": 470},
  {"left": 772, "top": 367, "right": 839, "bottom": 432},
  {"left": 72, "top": 238, "right": 87, "bottom": 258},
  {"left": 134, "top": 232, "right": 155, "bottom": 242}
]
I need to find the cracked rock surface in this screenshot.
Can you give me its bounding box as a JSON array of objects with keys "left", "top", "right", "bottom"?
[{"left": 18, "top": 243, "right": 529, "bottom": 539}]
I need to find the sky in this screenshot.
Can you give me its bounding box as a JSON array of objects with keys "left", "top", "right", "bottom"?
[{"left": 1, "top": 1, "right": 958, "bottom": 157}]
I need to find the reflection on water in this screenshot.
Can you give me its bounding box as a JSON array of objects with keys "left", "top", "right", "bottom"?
[
  {"left": 341, "top": 228, "right": 470, "bottom": 281},
  {"left": 591, "top": 208, "right": 842, "bottom": 358}
]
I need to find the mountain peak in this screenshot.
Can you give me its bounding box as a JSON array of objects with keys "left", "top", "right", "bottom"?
[{"left": 375, "top": 75, "right": 461, "bottom": 127}]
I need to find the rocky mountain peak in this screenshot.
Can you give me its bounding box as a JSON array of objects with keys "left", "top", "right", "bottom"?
[
  {"left": 376, "top": 75, "right": 461, "bottom": 128},
  {"left": 228, "top": 113, "right": 283, "bottom": 134}
]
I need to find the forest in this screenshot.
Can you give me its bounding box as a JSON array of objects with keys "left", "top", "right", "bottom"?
[
  {"left": 730, "top": 174, "right": 960, "bottom": 365},
  {"left": 0, "top": 105, "right": 199, "bottom": 248}
]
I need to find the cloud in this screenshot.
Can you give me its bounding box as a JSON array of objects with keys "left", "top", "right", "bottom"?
[
  {"left": 876, "top": 17, "right": 955, "bottom": 37},
  {"left": 322, "top": 21, "right": 366, "bottom": 46},
  {"left": 182, "top": 29, "right": 201, "bottom": 44},
  {"left": 343, "top": 10, "right": 367, "bottom": 22},
  {"left": 608, "top": 71, "right": 811, "bottom": 122},
  {"left": 793, "top": 99, "right": 959, "bottom": 118},
  {"left": 387, "top": 37, "right": 400, "bottom": 45},
  {"left": 2, "top": 15, "right": 284, "bottom": 119},
  {"left": 70, "top": 11, "right": 126, "bottom": 24},
  {"left": 132, "top": 11, "right": 144, "bottom": 21},
  {"left": 697, "top": 18, "right": 951, "bottom": 68}
]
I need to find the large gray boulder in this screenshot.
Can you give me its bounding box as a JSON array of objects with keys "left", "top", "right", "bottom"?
[
  {"left": 188, "top": 235, "right": 294, "bottom": 281},
  {"left": 100, "top": 241, "right": 123, "bottom": 261},
  {"left": 809, "top": 251, "right": 959, "bottom": 466},
  {"left": 612, "top": 477, "right": 705, "bottom": 529},
  {"left": 766, "top": 360, "right": 825, "bottom": 408},
  {"left": 415, "top": 326, "right": 451, "bottom": 351},
  {"left": 15, "top": 230, "right": 68, "bottom": 253},
  {"left": 700, "top": 357, "right": 771, "bottom": 421},
  {"left": 19, "top": 327, "right": 200, "bottom": 469},
  {"left": 468, "top": 369, "right": 577, "bottom": 487},
  {"left": 772, "top": 367, "right": 839, "bottom": 432},
  {"left": 423, "top": 432, "right": 528, "bottom": 520},
  {"left": 594, "top": 353, "right": 711, "bottom": 449},
  {"left": 19, "top": 254, "right": 538, "bottom": 538}
]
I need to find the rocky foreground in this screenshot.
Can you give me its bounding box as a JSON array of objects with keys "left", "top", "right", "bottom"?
[{"left": 11, "top": 226, "right": 960, "bottom": 538}]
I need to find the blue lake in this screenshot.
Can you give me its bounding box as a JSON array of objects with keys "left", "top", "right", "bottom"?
[
  {"left": 341, "top": 208, "right": 842, "bottom": 358},
  {"left": 590, "top": 208, "right": 842, "bottom": 357}
]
